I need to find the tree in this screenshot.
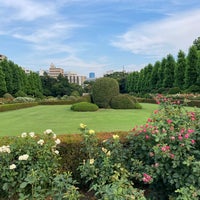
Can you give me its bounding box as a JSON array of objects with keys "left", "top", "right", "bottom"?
[
  {"left": 163, "top": 54, "right": 176, "bottom": 88},
  {"left": 151, "top": 61, "right": 160, "bottom": 90},
  {"left": 157, "top": 58, "right": 166, "bottom": 89},
  {"left": 126, "top": 71, "right": 139, "bottom": 93},
  {"left": 0, "top": 59, "right": 14, "bottom": 94},
  {"left": 91, "top": 77, "right": 119, "bottom": 108},
  {"left": 104, "top": 71, "right": 128, "bottom": 93},
  {"left": 184, "top": 45, "right": 198, "bottom": 89},
  {"left": 143, "top": 64, "right": 153, "bottom": 92},
  {"left": 193, "top": 37, "right": 200, "bottom": 51},
  {"left": 0, "top": 66, "right": 7, "bottom": 96},
  {"left": 174, "top": 50, "right": 187, "bottom": 89}
]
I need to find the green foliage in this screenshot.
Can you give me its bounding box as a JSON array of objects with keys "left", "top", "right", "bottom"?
[
  {"left": 168, "top": 87, "right": 181, "bottom": 94},
  {"left": 174, "top": 50, "right": 187, "bottom": 89},
  {"left": 110, "top": 94, "right": 142, "bottom": 109},
  {"left": 185, "top": 45, "right": 199, "bottom": 88},
  {"left": 0, "top": 66, "right": 7, "bottom": 97},
  {"left": 70, "top": 90, "right": 80, "bottom": 97},
  {"left": 163, "top": 54, "right": 176, "bottom": 88},
  {"left": 0, "top": 102, "right": 38, "bottom": 112},
  {"left": 14, "top": 90, "right": 27, "bottom": 97},
  {"left": 3, "top": 93, "right": 14, "bottom": 100},
  {"left": 0, "top": 130, "right": 80, "bottom": 199},
  {"left": 71, "top": 102, "right": 99, "bottom": 112},
  {"left": 92, "top": 77, "right": 119, "bottom": 108},
  {"left": 127, "top": 94, "right": 200, "bottom": 199},
  {"left": 104, "top": 71, "right": 128, "bottom": 93},
  {"left": 78, "top": 124, "right": 146, "bottom": 199},
  {"left": 13, "top": 97, "right": 35, "bottom": 103}
]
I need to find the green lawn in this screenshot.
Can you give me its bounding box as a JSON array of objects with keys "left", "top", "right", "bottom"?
[{"left": 0, "top": 103, "right": 159, "bottom": 136}]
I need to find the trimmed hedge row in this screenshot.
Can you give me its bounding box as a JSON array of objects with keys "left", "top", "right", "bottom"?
[
  {"left": 136, "top": 97, "right": 200, "bottom": 107},
  {"left": 0, "top": 102, "right": 38, "bottom": 112},
  {"left": 39, "top": 95, "right": 91, "bottom": 105},
  {"left": 71, "top": 102, "right": 99, "bottom": 112},
  {"left": 111, "top": 94, "right": 142, "bottom": 109}
]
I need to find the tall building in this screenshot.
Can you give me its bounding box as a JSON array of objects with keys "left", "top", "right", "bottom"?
[
  {"left": 64, "top": 72, "right": 86, "bottom": 86},
  {"left": 48, "top": 63, "right": 64, "bottom": 78},
  {"left": 0, "top": 54, "right": 7, "bottom": 61},
  {"left": 89, "top": 72, "right": 95, "bottom": 79}
]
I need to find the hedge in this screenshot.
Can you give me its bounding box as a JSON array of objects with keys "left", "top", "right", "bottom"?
[
  {"left": 0, "top": 102, "right": 38, "bottom": 112},
  {"left": 71, "top": 102, "right": 99, "bottom": 112}
]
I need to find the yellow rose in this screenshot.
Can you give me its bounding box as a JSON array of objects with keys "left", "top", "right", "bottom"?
[
  {"left": 88, "top": 129, "right": 95, "bottom": 134},
  {"left": 80, "top": 123, "right": 87, "bottom": 129},
  {"left": 113, "top": 134, "right": 119, "bottom": 140}
]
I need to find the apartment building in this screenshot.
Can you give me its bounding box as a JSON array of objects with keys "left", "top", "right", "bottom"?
[
  {"left": 48, "top": 63, "right": 64, "bottom": 78},
  {"left": 64, "top": 72, "right": 86, "bottom": 86}
]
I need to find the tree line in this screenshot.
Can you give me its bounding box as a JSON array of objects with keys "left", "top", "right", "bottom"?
[
  {"left": 105, "top": 38, "right": 200, "bottom": 95},
  {"left": 0, "top": 59, "right": 83, "bottom": 98}
]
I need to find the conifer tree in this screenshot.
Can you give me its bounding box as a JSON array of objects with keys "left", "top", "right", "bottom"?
[{"left": 185, "top": 45, "right": 198, "bottom": 89}]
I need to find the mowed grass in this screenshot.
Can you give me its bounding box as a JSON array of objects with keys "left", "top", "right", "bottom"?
[{"left": 0, "top": 103, "right": 159, "bottom": 136}]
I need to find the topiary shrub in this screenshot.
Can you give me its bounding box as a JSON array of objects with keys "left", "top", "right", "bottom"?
[
  {"left": 71, "top": 102, "right": 99, "bottom": 112},
  {"left": 110, "top": 94, "right": 142, "bottom": 109},
  {"left": 168, "top": 87, "right": 181, "bottom": 94},
  {"left": 91, "top": 77, "right": 119, "bottom": 108}
]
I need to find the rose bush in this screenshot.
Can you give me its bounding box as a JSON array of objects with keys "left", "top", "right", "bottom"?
[
  {"left": 0, "top": 129, "right": 80, "bottom": 200},
  {"left": 78, "top": 123, "right": 146, "bottom": 200},
  {"left": 127, "top": 94, "right": 200, "bottom": 199}
]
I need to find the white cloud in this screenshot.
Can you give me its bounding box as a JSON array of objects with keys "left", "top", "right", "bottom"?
[
  {"left": 0, "top": 0, "right": 55, "bottom": 21},
  {"left": 13, "top": 22, "right": 83, "bottom": 43},
  {"left": 111, "top": 9, "right": 200, "bottom": 58}
]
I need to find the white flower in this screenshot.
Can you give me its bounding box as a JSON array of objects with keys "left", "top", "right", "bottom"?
[
  {"left": 89, "top": 159, "right": 94, "bottom": 165},
  {"left": 9, "top": 164, "right": 16, "bottom": 170},
  {"left": 54, "top": 150, "right": 59, "bottom": 155},
  {"left": 37, "top": 139, "right": 44, "bottom": 146},
  {"left": 44, "top": 129, "right": 53, "bottom": 135},
  {"left": 102, "top": 147, "right": 111, "bottom": 156},
  {"left": 21, "top": 132, "right": 27, "bottom": 138},
  {"left": 55, "top": 138, "right": 61, "bottom": 145},
  {"left": 53, "top": 133, "right": 57, "bottom": 139},
  {"left": 0, "top": 145, "right": 11, "bottom": 153},
  {"left": 18, "top": 154, "right": 29, "bottom": 161},
  {"left": 29, "top": 132, "right": 35, "bottom": 137}
]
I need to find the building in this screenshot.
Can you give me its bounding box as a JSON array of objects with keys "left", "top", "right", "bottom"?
[
  {"left": 89, "top": 72, "right": 95, "bottom": 79},
  {"left": 48, "top": 63, "right": 64, "bottom": 78},
  {"left": 0, "top": 54, "right": 7, "bottom": 61},
  {"left": 64, "top": 72, "right": 86, "bottom": 86}
]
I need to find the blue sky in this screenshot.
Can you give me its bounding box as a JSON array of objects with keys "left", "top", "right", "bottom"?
[{"left": 1, "top": 0, "right": 200, "bottom": 77}]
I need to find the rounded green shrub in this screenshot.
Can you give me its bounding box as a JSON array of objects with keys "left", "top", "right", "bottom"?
[
  {"left": 110, "top": 94, "right": 142, "bottom": 109},
  {"left": 91, "top": 77, "right": 119, "bottom": 108},
  {"left": 71, "top": 102, "right": 99, "bottom": 112},
  {"left": 168, "top": 87, "right": 181, "bottom": 94}
]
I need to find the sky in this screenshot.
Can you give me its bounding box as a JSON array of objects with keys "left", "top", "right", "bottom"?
[{"left": 0, "top": 0, "right": 200, "bottom": 77}]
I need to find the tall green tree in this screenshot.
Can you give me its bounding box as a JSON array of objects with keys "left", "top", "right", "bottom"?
[
  {"left": 0, "top": 66, "right": 7, "bottom": 96},
  {"left": 126, "top": 71, "right": 139, "bottom": 93},
  {"left": 157, "top": 57, "right": 166, "bottom": 88},
  {"left": 193, "top": 37, "right": 200, "bottom": 51},
  {"left": 184, "top": 45, "right": 198, "bottom": 89},
  {"left": 144, "top": 64, "right": 153, "bottom": 92},
  {"left": 137, "top": 69, "right": 144, "bottom": 93},
  {"left": 0, "top": 60, "right": 14, "bottom": 94},
  {"left": 174, "top": 50, "right": 187, "bottom": 89},
  {"left": 163, "top": 54, "right": 176, "bottom": 88},
  {"left": 104, "top": 71, "right": 128, "bottom": 93},
  {"left": 196, "top": 51, "right": 200, "bottom": 86},
  {"left": 151, "top": 61, "right": 160, "bottom": 90}
]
